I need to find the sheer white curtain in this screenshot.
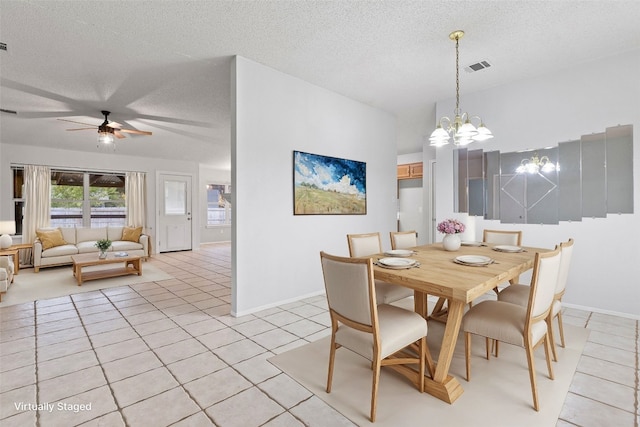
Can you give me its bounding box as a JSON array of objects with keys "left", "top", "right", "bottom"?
[
  {"left": 23, "top": 165, "right": 51, "bottom": 265},
  {"left": 125, "top": 172, "right": 147, "bottom": 228}
]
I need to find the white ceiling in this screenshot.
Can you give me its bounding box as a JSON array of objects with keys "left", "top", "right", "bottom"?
[{"left": 2, "top": 1, "right": 640, "bottom": 169}]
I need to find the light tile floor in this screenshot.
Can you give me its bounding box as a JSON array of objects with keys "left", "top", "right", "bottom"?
[{"left": 0, "top": 243, "right": 638, "bottom": 426}]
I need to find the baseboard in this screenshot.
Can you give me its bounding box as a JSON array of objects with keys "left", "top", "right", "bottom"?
[
  {"left": 231, "top": 289, "right": 326, "bottom": 317},
  {"left": 563, "top": 302, "right": 640, "bottom": 320}
]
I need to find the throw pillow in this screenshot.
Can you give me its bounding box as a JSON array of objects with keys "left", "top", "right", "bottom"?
[
  {"left": 36, "top": 228, "right": 68, "bottom": 250},
  {"left": 122, "top": 226, "right": 143, "bottom": 242}
]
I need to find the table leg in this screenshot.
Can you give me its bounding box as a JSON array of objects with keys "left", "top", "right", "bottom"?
[
  {"left": 422, "top": 298, "right": 465, "bottom": 403},
  {"left": 12, "top": 251, "right": 20, "bottom": 275}
]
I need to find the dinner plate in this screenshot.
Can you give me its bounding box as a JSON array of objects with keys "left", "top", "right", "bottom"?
[
  {"left": 454, "top": 255, "right": 493, "bottom": 265},
  {"left": 493, "top": 245, "right": 523, "bottom": 253},
  {"left": 461, "top": 241, "right": 483, "bottom": 247},
  {"left": 384, "top": 249, "right": 414, "bottom": 257},
  {"left": 378, "top": 257, "right": 417, "bottom": 268}
]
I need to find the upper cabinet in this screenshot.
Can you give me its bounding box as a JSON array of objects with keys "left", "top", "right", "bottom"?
[{"left": 397, "top": 162, "right": 423, "bottom": 180}]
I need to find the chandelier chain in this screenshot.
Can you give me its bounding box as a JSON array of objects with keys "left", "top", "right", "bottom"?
[{"left": 455, "top": 36, "right": 460, "bottom": 112}]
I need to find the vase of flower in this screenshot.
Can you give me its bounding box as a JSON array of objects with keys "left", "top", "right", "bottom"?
[
  {"left": 95, "top": 239, "right": 112, "bottom": 259},
  {"left": 437, "top": 219, "right": 465, "bottom": 252}
]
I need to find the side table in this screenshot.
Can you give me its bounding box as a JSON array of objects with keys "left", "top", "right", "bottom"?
[{"left": 0, "top": 243, "right": 31, "bottom": 275}]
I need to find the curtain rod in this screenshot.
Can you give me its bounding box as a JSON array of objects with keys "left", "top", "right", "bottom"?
[{"left": 9, "top": 163, "right": 147, "bottom": 175}]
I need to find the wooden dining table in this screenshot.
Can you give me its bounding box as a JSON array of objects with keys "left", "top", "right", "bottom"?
[{"left": 373, "top": 242, "right": 550, "bottom": 404}]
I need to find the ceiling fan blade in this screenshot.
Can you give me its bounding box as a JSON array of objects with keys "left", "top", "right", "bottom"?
[
  {"left": 66, "top": 128, "right": 96, "bottom": 131},
  {"left": 114, "top": 131, "right": 126, "bottom": 139},
  {"left": 118, "top": 129, "right": 153, "bottom": 136},
  {"left": 107, "top": 121, "right": 123, "bottom": 129},
  {"left": 57, "top": 118, "right": 97, "bottom": 127}
]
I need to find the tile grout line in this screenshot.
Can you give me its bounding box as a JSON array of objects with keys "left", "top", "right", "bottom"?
[
  {"left": 33, "top": 301, "right": 41, "bottom": 427},
  {"left": 71, "top": 290, "right": 128, "bottom": 426}
]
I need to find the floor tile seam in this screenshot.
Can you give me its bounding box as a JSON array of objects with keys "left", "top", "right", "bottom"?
[
  {"left": 0, "top": 332, "right": 37, "bottom": 347},
  {"left": 32, "top": 302, "right": 42, "bottom": 427},
  {"left": 577, "top": 352, "right": 640, "bottom": 372},
  {"left": 199, "top": 383, "right": 288, "bottom": 421},
  {"left": 70, "top": 294, "right": 132, "bottom": 426},
  {"left": 555, "top": 416, "right": 584, "bottom": 426},
  {"left": 37, "top": 380, "right": 108, "bottom": 407},
  {"left": 572, "top": 368, "right": 638, "bottom": 391},
  {"left": 566, "top": 390, "right": 638, "bottom": 415},
  {"left": 584, "top": 338, "right": 638, "bottom": 353},
  {"left": 585, "top": 328, "right": 638, "bottom": 340},
  {"left": 166, "top": 411, "right": 219, "bottom": 427},
  {"left": 284, "top": 394, "right": 322, "bottom": 424}
]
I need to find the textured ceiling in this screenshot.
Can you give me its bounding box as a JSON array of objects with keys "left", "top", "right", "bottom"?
[{"left": 1, "top": 1, "right": 640, "bottom": 169}]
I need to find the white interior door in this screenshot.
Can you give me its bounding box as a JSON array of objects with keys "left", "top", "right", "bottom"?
[{"left": 158, "top": 174, "right": 192, "bottom": 252}]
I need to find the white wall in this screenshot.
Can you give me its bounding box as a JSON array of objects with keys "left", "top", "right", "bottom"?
[
  {"left": 232, "top": 56, "right": 398, "bottom": 316},
  {"left": 433, "top": 49, "right": 640, "bottom": 318},
  {"left": 0, "top": 143, "right": 201, "bottom": 251}
]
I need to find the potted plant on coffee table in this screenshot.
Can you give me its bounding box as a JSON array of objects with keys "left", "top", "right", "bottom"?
[{"left": 95, "top": 239, "right": 112, "bottom": 259}]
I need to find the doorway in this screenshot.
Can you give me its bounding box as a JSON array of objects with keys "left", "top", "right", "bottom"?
[{"left": 157, "top": 173, "right": 193, "bottom": 252}]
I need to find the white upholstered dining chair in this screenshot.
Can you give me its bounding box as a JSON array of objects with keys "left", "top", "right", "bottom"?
[
  {"left": 320, "top": 251, "right": 429, "bottom": 422},
  {"left": 462, "top": 246, "right": 561, "bottom": 411},
  {"left": 389, "top": 230, "right": 417, "bottom": 250},
  {"left": 483, "top": 229, "right": 524, "bottom": 295},
  {"left": 498, "top": 238, "right": 574, "bottom": 361},
  {"left": 482, "top": 229, "right": 523, "bottom": 246},
  {"left": 347, "top": 233, "right": 414, "bottom": 304}
]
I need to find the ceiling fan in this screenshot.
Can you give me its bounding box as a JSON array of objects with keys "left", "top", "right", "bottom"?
[{"left": 58, "top": 110, "right": 152, "bottom": 141}]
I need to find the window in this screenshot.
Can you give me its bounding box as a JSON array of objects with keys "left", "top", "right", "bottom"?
[
  {"left": 11, "top": 167, "right": 127, "bottom": 233},
  {"left": 206, "top": 184, "right": 231, "bottom": 226}
]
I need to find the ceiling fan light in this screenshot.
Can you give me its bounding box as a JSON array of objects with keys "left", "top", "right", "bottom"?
[{"left": 98, "top": 132, "right": 114, "bottom": 144}]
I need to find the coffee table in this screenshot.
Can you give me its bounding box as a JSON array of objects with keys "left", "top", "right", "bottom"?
[{"left": 71, "top": 252, "right": 142, "bottom": 286}]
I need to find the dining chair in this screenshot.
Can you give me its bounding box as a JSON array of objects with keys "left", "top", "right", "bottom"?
[
  {"left": 483, "top": 229, "right": 524, "bottom": 295},
  {"left": 347, "top": 233, "right": 414, "bottom": 304},
  {"left": 498, "top": 238, "right": 574, "bottom": 361},
  {"left": 320, "top": 251, "right": 430, "bottom": 422},
  {"left": 462, "top": 246, "right": 561, "bottom": 411},
  {"left": 482, "top": 229, "right": 523, "bottom": 246},
  {"left": 389, "top": 230, "right": 417, "bottom": 250}
]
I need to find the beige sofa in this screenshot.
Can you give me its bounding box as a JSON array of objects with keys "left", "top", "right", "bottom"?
[
  {"left": 34, "top": 226, "right": 149, "bottom": 272},
  {"left": 0, "top": 255, "right": 15, "bottom": 301}
]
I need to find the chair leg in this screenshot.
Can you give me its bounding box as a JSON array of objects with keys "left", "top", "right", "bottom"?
[
  {"left": 543, "top": 335, "right": 555, "bottom": 380},
  {"left": 485, "top": 337, "right": 490, "bottom": 360},
  {"left": 465, "top": 332, "right": 471, "bottom": 381},
  {"left": 546, "top": 315, "right": 558, "bottom": 362},
  {"left": 370, "top": 358, "right": 381, "bottom": 422},
  {"left": 418, "top": 337, "right": 425, "bottom": 393},
  {"left": 557, "top": 311, "right": 566, "bottom": 348},
  {"left": 524, "top": 341, "right": 539, "bottom": 411},
  {"left": 326, "top": 337, "right": 337, "bottom": 393}
]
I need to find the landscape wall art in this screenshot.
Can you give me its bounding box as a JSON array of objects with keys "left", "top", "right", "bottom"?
[{"left": 293, "top": 150, "right": 367, "bottom": 215}]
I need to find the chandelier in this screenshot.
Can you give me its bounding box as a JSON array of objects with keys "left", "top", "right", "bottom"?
[
  {"left": 516, "top": 152, "right": 557, "bottom": 174},
  {"left": 429, "top": 30, "right": 493, "bottom": 147}
]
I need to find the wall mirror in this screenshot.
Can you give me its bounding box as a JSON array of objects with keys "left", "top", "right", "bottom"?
[{"left": 455, "top": 124, "right": 633, "bottom": 224}]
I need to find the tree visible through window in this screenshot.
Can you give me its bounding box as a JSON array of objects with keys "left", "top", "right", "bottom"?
[{"left": 50, "top": 171, "right": 126, "bottom": 228}]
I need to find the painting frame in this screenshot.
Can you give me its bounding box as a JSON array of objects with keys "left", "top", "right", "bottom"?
[{"left": 293, "top": 150, "right": 367, "bottom": 215}]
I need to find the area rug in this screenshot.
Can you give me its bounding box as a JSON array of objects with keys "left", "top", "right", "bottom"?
[
  {"left": 270, "top": 321, "right": 588, "bottom": 427},
  {"left": 0, "top": 262, "right": 173, "bottom": 307}
]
